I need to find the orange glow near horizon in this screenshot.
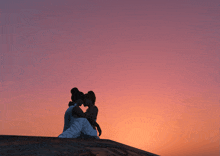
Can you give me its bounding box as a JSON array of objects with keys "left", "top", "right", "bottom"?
[{"left": 0, "top": 1, "right": 219, "bottom": 156}]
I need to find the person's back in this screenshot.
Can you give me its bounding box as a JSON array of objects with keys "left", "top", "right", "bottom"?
[
  {"left": 63, "top": 103, "right": 78, "bottom": 132},
  {"left": 62, "top": 87, "right": 81, "bottom": 132},
  {"left": 84, "top": 106, "right": 98, "bottom": 129}
]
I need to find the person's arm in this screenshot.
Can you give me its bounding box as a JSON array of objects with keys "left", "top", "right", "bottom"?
[
  {"left": 72, "top": 105, "right": 86, "bottom": 117},
  {"left": 85, "top": 106, "right": 98, "bottom": 120},
  {"left": 85, "top": 106, "right": 101, "bottom": 136},
  {"left": 72, "top": 105, "right": 102, "bottom": 136},
  {"left": 86, "top": 118, "right": 102, "bottom": 136}
]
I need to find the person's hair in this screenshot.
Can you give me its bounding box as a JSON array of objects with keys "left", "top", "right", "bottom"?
[
  {"left": 72, "top": 91, "right": 85, "bottom": 102},
  {"left": 77, "top": 91, "right": 85, "bottom": 101},
  {"left": 71, "top": 87, "right": 79, "bottom": 95},
  {"left": 70, "top": 87, "right": 79, "bottom": 102},
  {"left": 85, "top": 91, "right": 96, "bottom": 105}
]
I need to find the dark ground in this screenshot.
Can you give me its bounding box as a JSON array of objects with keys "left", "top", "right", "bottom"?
[{"left": 0, "top": 135, "right": 159, "bottom": 156}]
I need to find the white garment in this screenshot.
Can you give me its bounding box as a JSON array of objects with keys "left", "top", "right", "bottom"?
[
  {"left": 62, "top": 103, "right": 78, "bottom": 132},
  {"left": 59, "top": 104, "right": 99, "bottom": 139},
  {"left": 58, "top": 117, "right": 99, "bottom": 139}
]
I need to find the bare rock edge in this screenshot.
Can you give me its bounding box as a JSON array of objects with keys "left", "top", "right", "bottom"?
[{"left": 0, "top": 135, "right": 159, "bottom": 156}]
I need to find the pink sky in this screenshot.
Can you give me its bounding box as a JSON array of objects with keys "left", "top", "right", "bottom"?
[{"left": 0, "top": 1, "right": 219, "bottom": 156}]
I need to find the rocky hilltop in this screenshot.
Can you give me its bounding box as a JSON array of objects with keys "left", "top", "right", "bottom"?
[{"left": 0, "top": 135, "right": 159, "bottom": 156}]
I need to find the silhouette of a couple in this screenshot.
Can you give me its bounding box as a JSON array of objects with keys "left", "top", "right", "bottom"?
[{"left": 58, "top": 87, "right": 101, "bottom": 139}]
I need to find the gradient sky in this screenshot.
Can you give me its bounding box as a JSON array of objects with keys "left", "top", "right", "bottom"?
[{"left": 0, "top": 1, "right": 219, "bottom": 156}]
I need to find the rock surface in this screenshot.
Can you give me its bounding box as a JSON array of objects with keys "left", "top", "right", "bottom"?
[{"left": 0, "top": 135, "right": 159, "bottom": 156}]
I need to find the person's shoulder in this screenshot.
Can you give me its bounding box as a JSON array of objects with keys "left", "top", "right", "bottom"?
[
  {"left": 92, "top": 105, "right": 98, "bottom": 111},
  {"left": 72, "top": 104, "right": 80, "bottom": 111}
]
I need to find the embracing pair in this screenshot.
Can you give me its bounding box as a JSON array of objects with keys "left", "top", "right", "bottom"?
[{"left": 58, "top": 87, "right": 101, "bottom": 139}]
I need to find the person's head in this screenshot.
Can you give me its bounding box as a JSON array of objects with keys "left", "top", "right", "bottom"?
[
  {"left": 84, "top": 91, "right": 96, "bottom": 107},
  {"left": 75, "top": 92, "right": 85, "bottom": 106},
  {"left": 71, "top": 87, "right": 79, "bottom": 97},
  {"left": 71, "top": 87, "right": 80, "bottom": 102}
]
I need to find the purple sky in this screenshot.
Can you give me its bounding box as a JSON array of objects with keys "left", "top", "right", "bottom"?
[{"left": 0, "top": 1, "right": 219, "bottom": 156}]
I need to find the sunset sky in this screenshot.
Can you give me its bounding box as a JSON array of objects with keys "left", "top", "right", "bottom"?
[{"left": 0, "top": 1, "right": 219, "bottom": 156}]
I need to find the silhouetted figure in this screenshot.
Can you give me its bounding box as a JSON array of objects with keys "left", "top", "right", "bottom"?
[
  {"left": 70, "top": 90, "right": 101, "bottom": 137},
  {"left": 71, "top": 87, "right": 79, "bottom": 95},
  {"left": 60, "top": 88, "right": 84, "bottom": 132},
  {"left": 77, "top": 91, "right": 102, "bottom": 138},
  {"left": 58, "top": 88, "right": 101, "bottom": 139}
]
